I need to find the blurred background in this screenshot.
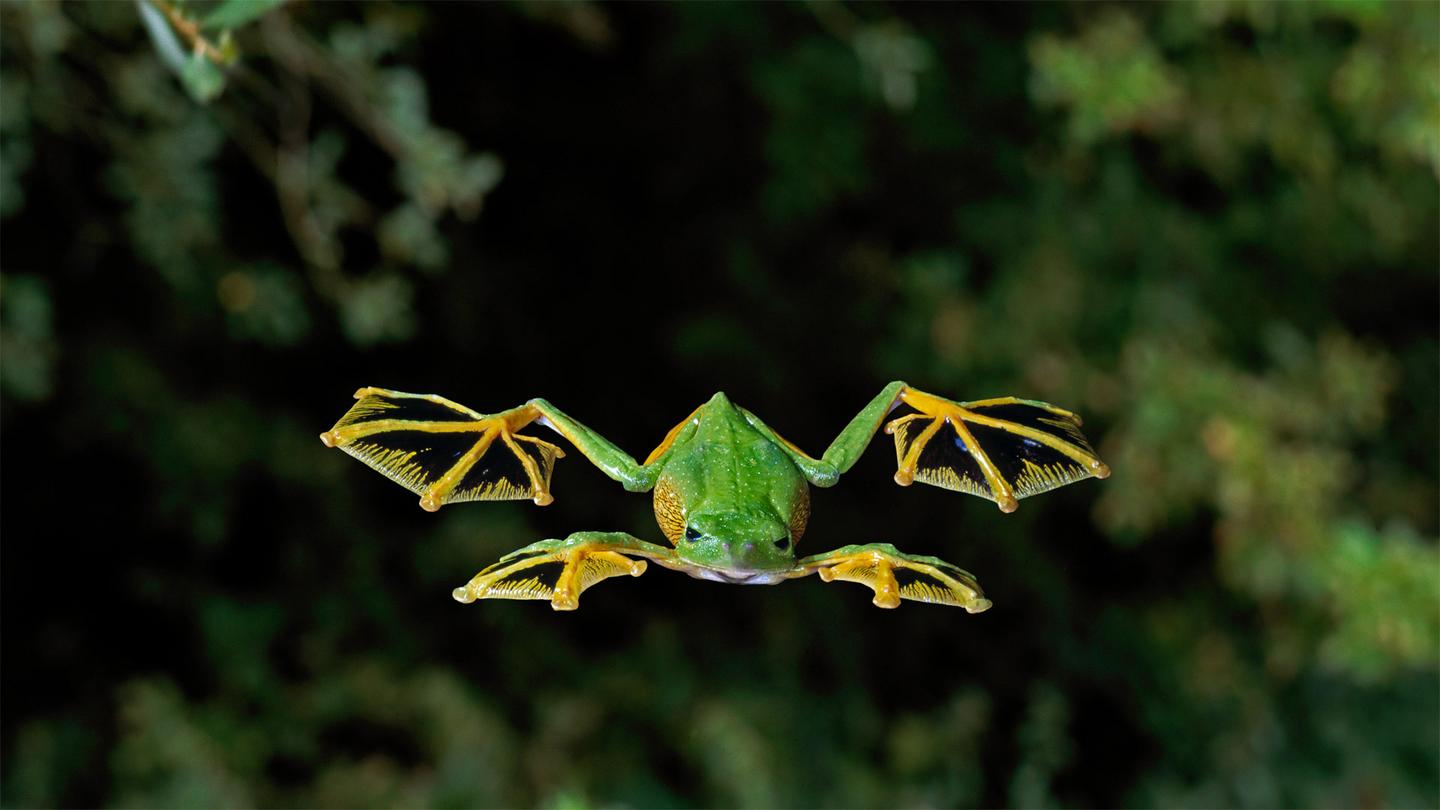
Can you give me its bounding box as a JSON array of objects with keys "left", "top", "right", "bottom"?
[{"left": 1, "top": 1, "right": 1437, "bottom": 807}]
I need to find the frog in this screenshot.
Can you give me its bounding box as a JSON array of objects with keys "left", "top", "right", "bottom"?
[{"left": 319, "top": 381, "right": 1109, "bottom": 611}]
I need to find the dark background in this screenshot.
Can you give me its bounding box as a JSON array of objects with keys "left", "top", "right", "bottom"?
[{"left": 2, "top": 2, "right": 1437, "bottom": 807}]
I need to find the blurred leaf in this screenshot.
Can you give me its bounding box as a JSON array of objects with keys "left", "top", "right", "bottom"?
[
  {"left": 201, "top": 0, "right": 288, "bottom": 32},
  {"left": 217, "top": 265, "right": 312, "bottom": 346},
  {"left": 6, "top": 720, "right": 97, "bottom": 807},
  {"left": 1010, "top": 683, "right": 1071, "bottom": 808},
  {"left": 1318, "top": 522, "right": 1440, "bottom": 680},
  {"left": 111, "top": 680, "right": 253, "bottom": 808},
  {"left": 754, "top": 37, "right": 870, "bottom": 223},
  {"left": 377, "top": 202, "right": 448, "bottom": 270},
  {"left": 1029, "top": 10, "right": 1184, "bottom": 144},
  {"left": 179, "top": 47, "right": 225, "bottom": 103},
  {"left": 852, "top": 22, "right": 931, "bottom": 111},
  {"left": 0, "top": 69, "right": 32, "bottom": 218},
  {"left": 0, "top": 275, "right": 57, "bottom": 402},
  {"left": 339, "top": 274, "right": 417, "bottom": 345},
  {"left": 135, "top": 0, "right": 187, "bottom": 75},
  {"left": 136, "top": 0, "right": 227, "bottom": 103},
  {"left": 103, "top": 114, "right": 224, "bottom": 289}
]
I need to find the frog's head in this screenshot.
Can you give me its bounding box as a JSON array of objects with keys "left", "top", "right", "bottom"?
[
  {"left": 653, "top": 475, "right": 809, "bottom": 576},
  {"left": 677, "top": 509, "right": 794, "bottom": 573}
]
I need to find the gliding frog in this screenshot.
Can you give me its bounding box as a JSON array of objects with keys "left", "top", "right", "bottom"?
[{"left": 320, "top": 382, "right": 1108, "bottom": 611}]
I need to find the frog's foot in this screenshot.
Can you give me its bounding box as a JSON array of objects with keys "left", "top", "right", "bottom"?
[
  {"left": 883, "top": 388, "right": 1110, "bottom": 513},
  {"left": 799, "top": 543, "right": 991, "bottom": 612},
  {"left": 320, "top": 387, "right": 566, "bottom": 511},
  {"left": 452, "top": 532, "right": 677, "bottom": 611}
]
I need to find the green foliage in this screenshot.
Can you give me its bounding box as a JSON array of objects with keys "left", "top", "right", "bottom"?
[
  {"left": 1030, "top": 11, "right": 1183, "bottom": 144},
  {"left": 0, "top": 275, "right": 56, "bottom": 401},
  {"left": 754, "top": 35, "right": 871, "bottom": 224},
  {"left": 135, "top": 0, "right": 227, "bottom": 104},
  {"left": 1, "top": 2, "right": 1435, "bottom": 808},
  {"left": 202, "top": 0, "right": 289, "bottom": 32}
]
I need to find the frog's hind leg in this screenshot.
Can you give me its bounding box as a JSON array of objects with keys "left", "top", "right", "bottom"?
[
  {"left": 798, "top": 544, "right": 992, "bottom": 612},
  {"left": 453, "top": 532, "right": 678, "bottom": 611}
]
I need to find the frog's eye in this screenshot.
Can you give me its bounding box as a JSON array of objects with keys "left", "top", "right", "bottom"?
[
  {"left": 775, "top": 536, "right": 790, "bottom": 551},
  {"left": 684, "top": 526, "right": 702, "bottom": 542}
]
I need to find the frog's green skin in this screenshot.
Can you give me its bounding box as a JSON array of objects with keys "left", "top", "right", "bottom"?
[
  {"left": 647, "top": 391, "right": 809, "bottom": 581},
  {"left": 320, "top": 382, "right": 1109, "bottom": 611}
]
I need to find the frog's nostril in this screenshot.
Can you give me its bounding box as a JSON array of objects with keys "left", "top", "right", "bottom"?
[{"left": 742, "top": 542, "right": 756, "bottom": 555}]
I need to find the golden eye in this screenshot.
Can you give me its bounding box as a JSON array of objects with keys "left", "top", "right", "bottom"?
[
  {"left": 788, "top": 483, "right": 810, "bottom": 544},
  {"left": 653, "top": 477, "right": 686, "bottom": 544}
]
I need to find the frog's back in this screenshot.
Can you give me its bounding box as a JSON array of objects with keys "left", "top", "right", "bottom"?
[
  {"left": 673, "top": 391, "right": 794, "bottom": 479},
  {"left": 653, "top": 392, "right": 808, "bottom": 556}
]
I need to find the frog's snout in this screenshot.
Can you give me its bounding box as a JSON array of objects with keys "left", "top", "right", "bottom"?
[
  {"left": 691, "top": 512, "right": 793, "bottom": 569},
  {"left": 722, "top": 537, "right": 790, "bottom": 569}
]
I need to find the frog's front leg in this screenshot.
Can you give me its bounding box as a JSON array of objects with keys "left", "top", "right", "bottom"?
[
  {"left": 320, "top": 388, "right": 675, "bottom": 513},
  {"left": 741, "top": 381, "right": 1109, "bottom": 513},
  {"left": 453, "top": 531, "right": 678, "bottom": 611},
  {"left": 797, "top": 544, "right": 992, "bottom": 612}
]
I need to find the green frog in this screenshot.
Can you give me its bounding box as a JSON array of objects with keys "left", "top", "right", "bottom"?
[{"left": 320, "top": 382, "right": 1108, "bottom": 611}]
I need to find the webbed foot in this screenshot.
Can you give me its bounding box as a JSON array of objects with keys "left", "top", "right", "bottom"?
[
  {"left": 884, "top": 389, "right": 1109, "bottom": 513},
  {"left": 800, "top": 543, "right": 991, "bottom": 612},
  {"left": 320, "top": 387, "right": 566, "bottom": 510},
  {"left": 452, "top": 532, "right": 677, "bottom": 611}
]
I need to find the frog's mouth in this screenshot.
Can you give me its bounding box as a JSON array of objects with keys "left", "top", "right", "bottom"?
[
  {"left": 659, "top": 558, "right": 796, "bottom": 586},
  {"left": 688, "top": 566, "right": 794, "bottom": 586}
]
